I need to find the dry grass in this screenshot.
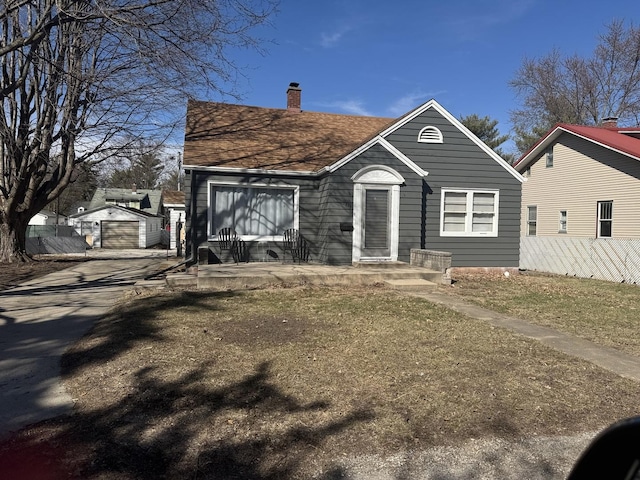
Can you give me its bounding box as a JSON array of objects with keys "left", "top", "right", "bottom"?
[
  {"left": 440, "top": 271, "right": 640, "bottom": 357},
  {"left": 5, "top": 284, "right": 637, "bottom": 479}
]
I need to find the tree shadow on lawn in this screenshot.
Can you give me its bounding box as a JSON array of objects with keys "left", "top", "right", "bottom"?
[
  {"left": 67, "top": 361, "right": 372, "bottom": 479},
  {"left": 1, "top": 290, "right": 374, "bottom": 479}
]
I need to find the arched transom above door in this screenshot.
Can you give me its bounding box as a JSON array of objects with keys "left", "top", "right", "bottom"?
[{"left": 351, "top": 165, "right": 405, "bottom": 185}]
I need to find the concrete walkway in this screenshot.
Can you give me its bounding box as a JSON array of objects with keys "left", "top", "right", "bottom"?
[
  {"left": 410, "top": 290, "right": 640, "bottom": 383},
  {"left": 0, "top": 251, "right": 173, "bottom": 438}
]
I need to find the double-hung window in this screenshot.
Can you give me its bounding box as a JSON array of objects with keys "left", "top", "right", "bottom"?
[
  {"left": 597, "top": 201, "right": 613, "bottom": 238},
  {"left": 527, "top": 206, "right": 537, "bottom": 236},
  {"left": 559, "top": 210, "right": 567, "bottom": 233},
  {"left": 209, "top": 183, "right": 297, "bottom": 240},
  {"left": 440, "top": 189, "right": 499, "bottom": 237}
]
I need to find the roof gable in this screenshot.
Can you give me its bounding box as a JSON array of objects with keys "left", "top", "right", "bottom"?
[
  {"left": 90, "top": 188, "right": 162, "bottom": 214},
  {"left": 515, "top": 123, "right": 640, "bottom": 171},
  {"left": 372, "top": 99, "right": 524, "bottom": 182},
  {"left": 70, "top": 204, "right": 160, "bottom": 219},
  {"left": 326, "top": 136, "right": 428, "bottom": 177}
]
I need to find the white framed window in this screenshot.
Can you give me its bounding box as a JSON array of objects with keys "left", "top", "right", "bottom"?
[
  {"left": 545, "top": 147, "right": 554, "bottom": 167},
  {"left": 559, "top": 210, "right": 567, "bottom": 233},
  {"left": 417, "top": 126, "right": 443, "bottom": 143},
  {"left": 527, "top": 206, "right": 537, "bottom": 236},
  {"left": 597, "top": 201, "right": 613, "bottom": 238},
  {"left": 208, "top": 182, "right": 299, "bottom": 241},
  {"left": 440, "top": 189, "right": 499, "bottom": 237}
]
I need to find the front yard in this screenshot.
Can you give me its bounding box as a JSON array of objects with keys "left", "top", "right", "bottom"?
[
  {"left": 442, "top": 271, "right": 640, "bottom": 357},
  {"left": 3, "top": 278, "right": 639, "bottom": 479}
]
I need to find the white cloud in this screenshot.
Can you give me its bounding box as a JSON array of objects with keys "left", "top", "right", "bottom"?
[
  {"left": 319, "top": 24, "right": 355, "bottom": 48},
  {"left": 387, "top": 91, "right": 443, "bottom": 117},
  {"left": 316, "top": 99, "right": 373, "bottom": 116},
  {"left": 320, "top": 31, "right": 343, "bottom": 48},
  {"left": 447, "top": 0, "right": 534, "bottom": 39}
]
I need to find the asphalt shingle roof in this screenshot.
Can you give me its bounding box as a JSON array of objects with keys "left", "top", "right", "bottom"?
[
  {"left": 89, "top": 188, "right": 163, "bottom": 215},
  {"left": 162, "top": 190, "right": 185, "bottom": 205},
  {"left": 183, "top": 100, "right": 394, "bottom": 172}
]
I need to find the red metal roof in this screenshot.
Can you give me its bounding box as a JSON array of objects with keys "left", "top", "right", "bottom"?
[{"left": 515, "top": 123, "right": 640, "bottom": 170}]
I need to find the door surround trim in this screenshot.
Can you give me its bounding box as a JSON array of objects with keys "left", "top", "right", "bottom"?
[{"left": 352, "top": 166, "right": 404, "bottom": 262}]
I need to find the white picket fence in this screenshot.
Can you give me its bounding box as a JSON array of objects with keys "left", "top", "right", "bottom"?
[{"left": 520, "top": 237, "right": 640, "bottom": 284}]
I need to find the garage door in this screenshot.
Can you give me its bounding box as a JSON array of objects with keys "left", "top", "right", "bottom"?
[{"left": 102, "top": 221, "right": 139, "bottom": 249}]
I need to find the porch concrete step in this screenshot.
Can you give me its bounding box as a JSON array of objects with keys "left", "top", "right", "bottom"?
[
  {"left": 384, "top": 278, "right": 438, "bottom": 292},
  {"left": 182, "top": 263, "right": 444, "bottom": 291},
  {"left": 166, "top": 273, "right": 198, "bottom": 288},
  {"left": 352, "top": 261, "right": 411, "bottom": 269}
]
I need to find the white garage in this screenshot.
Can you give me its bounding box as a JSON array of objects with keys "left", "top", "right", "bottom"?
[{"left": 69, "top": 205, "right": 163, "bottom": 249}]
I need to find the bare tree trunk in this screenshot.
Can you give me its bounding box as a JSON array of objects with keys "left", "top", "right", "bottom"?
[{"left": 0, "top": 215, "right": 30, "bottom": 263}]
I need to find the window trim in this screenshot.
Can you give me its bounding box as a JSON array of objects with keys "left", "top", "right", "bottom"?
[
  {"left": 207, "top": 181, "right": 299, "bottom": 241},
  {"left": 440, "top": 188, "right": 499, "bottom": 237},
  {"left": 559, "top": 210, "right": 567, "bottom": 233},
  {"left": 527, "top": 206, "right": 537, "bottom": 236},
  {"left": 597, "top": 200, "right": 613, "bottom": 238},
  {"left": 545, "top": 147, "right": 554, "bottom": 167}
]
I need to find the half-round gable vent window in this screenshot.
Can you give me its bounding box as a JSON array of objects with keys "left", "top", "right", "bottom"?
[{"left": 417, "top": 126, "right": 443, "bottom": 143}]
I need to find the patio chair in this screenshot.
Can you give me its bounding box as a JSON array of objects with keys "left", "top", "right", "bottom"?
[
  {"left": 282, "top": 228, "right": 299, "bottom": 262},
  {"left": 231, "top": 238, "right": 249, "bottom": 264},
  {"left": 292, "top": 236, "right": 310, "bottom": 263},
  {"left": 282, "top": 228, "right": 309, "bottom": 263},
  {"left": 217, "top": 227, "right": 237, "bottom": 253}
]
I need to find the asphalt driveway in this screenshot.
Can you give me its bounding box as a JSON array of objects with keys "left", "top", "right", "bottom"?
[{"left": 0, "top": 250, "right": 175, "bottom": 438}]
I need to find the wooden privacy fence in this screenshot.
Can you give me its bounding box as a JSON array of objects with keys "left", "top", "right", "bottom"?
[{"left": 520, "top": 237, "right": 640, "bottom": 284}]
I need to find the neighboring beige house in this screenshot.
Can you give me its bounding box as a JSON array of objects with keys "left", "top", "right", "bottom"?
[{"left": 514, "top": 120, "right": 640, "bottom": 282}]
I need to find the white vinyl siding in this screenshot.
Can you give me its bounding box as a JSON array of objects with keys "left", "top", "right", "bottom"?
[
  {"left": 440, "top": 189, "right": 499, "bottom": 237},
  {"left": 520, "top": 137, "right": 640, "bottom": 238}
]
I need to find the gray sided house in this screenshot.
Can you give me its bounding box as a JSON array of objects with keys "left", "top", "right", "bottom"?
[{"left": 183, "top": 84, "right": 523, "bottom": 268}]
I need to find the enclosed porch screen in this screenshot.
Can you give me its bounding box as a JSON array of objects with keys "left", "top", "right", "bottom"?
[{"left": 210, "top": 185, "right": 295, "bottom": 238}]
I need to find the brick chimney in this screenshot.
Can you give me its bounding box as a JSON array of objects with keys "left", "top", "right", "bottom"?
[
  {"left": 287, "top": 82, "right": 301, "bottom": 113},
  {"left": 132, "top": 183, "right": 137, "bottom": 194},
  {"left": 601, "top": 117, "right": 618, "bottom": 128}
]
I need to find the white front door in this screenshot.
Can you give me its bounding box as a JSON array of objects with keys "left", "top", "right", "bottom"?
[{"left": 352, "top": 166, "right": 404, "bottom": 263}]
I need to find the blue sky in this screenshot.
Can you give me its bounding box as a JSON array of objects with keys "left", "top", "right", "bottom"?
[{"left": 206, "top": 0, "right": 636, "bottom": 154}]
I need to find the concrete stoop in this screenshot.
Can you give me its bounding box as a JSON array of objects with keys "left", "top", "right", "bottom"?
[
  {"left": 166, "top": 273, "right": 198, "bottom": 288},
  {"left": 384, "top": 278, "right": 438, "bottom": 292},
  {"left": 165, "top": 263, "right": 443, "bottom": 291}
]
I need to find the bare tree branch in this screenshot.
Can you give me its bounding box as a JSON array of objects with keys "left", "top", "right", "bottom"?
[
  {"left": 510, "top": 20, "right": 640, "bottom": 155},
  {"left": 0, "top": 0, "right": 277, "bottom": 262}
]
